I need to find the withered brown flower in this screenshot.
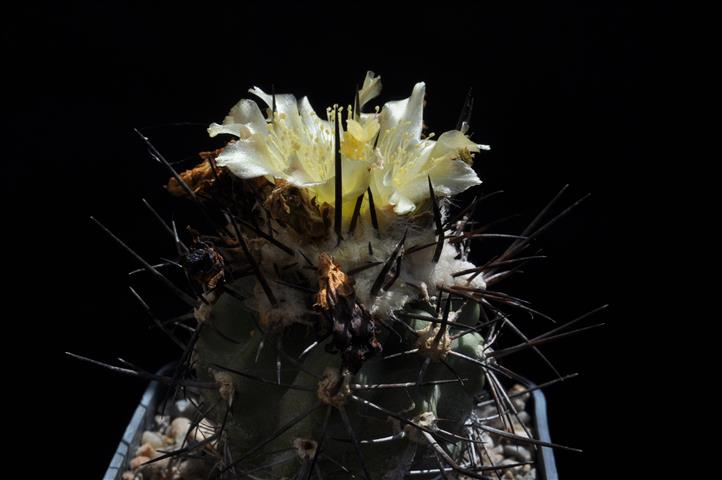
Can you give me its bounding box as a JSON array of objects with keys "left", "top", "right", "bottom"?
[
  {"left": 314, "top": 253, "right": 381, "bottom": 373},
  {"left": 264, "top": 180, "right": 332, "bottom": 242}
]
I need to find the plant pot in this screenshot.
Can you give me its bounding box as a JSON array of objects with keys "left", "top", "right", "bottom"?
[
  {"left": 104, "top": 364, "right": 558, "bottom": 479},
  {"left": 103, "top": 363, "right": 174, "bottom": 480}
]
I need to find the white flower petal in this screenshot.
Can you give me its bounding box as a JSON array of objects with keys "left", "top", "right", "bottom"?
[
  {"left": 389, "top": 191, "right": 416, "bottom": 215},
  {"left": 215, "top": 138, "right": 282, "bottom": 179},
  {"left": 378, "top": 82, "right": 425, "bottom": 151},
  {"left": 432, "top": 130, "right": 481, "bottom": 158},
  {"left": 368, "top": 162, "right": 392, "bottom": 208},
  {"left": 207, "top": 99, "right": 268, "bottom": 138},
  {"left": 392, "top": 172, "right": 432, "bottom": 213},
  {"left": 298, "top": 96, "right": 332, "bottom": 142},
  {"left": 358, "top": 71, "right": 382, "bottom": 109},
  {"left": 208, "top": 122, "right": 245, "bottom": 138},
  {"left": 248, "top": 86, "right": 303, "bottom": 131},
  {"left": 381, "top": 155, "right": 481, "bottom": 216},
  {"left": 283, "top": 152, "right": 326, "bottom": 187},
  {"left": 210, "top": 75, "right": 485, "bottom": 218},
  {"left": 428, "top": 159, "right": 482, "bottom": 196},
  {"left": 227, "top": 99, "right": 269, "bottom": 132}
]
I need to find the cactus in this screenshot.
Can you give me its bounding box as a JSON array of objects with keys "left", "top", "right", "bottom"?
[{"left": 81, "top": 71, "right": 603, "bottom": 479}]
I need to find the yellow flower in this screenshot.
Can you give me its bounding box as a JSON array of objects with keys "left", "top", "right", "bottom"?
[
  {"left": 369, "top": 81, "right": 487, "bottom": 215},
  {"left": 208, "top": 71, "right": 487, "bottom": 216},
  {"left": 341, "top": 118, "right": 380, "bottom": 161}
]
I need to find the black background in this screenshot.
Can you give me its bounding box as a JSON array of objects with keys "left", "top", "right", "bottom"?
[{"left": 6, "top": 1, "right": 663, "bottom": 477}]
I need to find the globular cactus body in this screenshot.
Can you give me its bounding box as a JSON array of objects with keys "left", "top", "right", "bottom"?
[
  {"left": 103, "top": 71, "right": 594, "bottom": 480},
  {"left": 181, "top": 72, "right": 501, "bottom": 478}
]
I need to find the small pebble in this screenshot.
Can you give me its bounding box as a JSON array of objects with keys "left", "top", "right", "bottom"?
[
  {"left": 169, "top": 417, "right": 192, "bottom": 443},
  {"left": 503, "top": 445, "right": 532, "bottom": 462},
  {"left": 141, "top": 431, "right": 165, "bottom": 449},
  {"left": 521, "top": 468, "right": 537, "bottom": 480},
  {"left": 516, "top": 411, "right": 531, "bottom": 426},
  {"left": 487, "top": 450, "right": 504, "bottom": 464},
  {"left": 478, "top": 432, "right": 495, "bottom": 449},
  {"left": 500, "top": 458, "right": 524, "bottom": 478},
  {"left": 190, "top": 418, "right": 216, "bottom": 445},
  {"left": 504, "top": 421, "right": 530, "bottom": 441},
  {"left": 136, "top": 442, "right": 157, "bottom": 459},
  {"left": 509, "top": 384, "right": 530, "bottom": 411},
  {"left": 129, "top": 455, "right": 151, "bottom": 470}
]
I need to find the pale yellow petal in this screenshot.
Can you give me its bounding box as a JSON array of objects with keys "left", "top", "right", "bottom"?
[
  {"left": 428, "top": 159, "right": 482, "bottom": 196},
  {"left": 216, "top": 137, "right": 282, "bottom": 179},
  {"left": 207, "top": 99, "right": 268, "bottom": 138},
  {"left": 358, "top": 71, "right": 382, "bottom": 109},
  {"left": 378, "top": 82, "right": 426, "bottom": 153}
]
